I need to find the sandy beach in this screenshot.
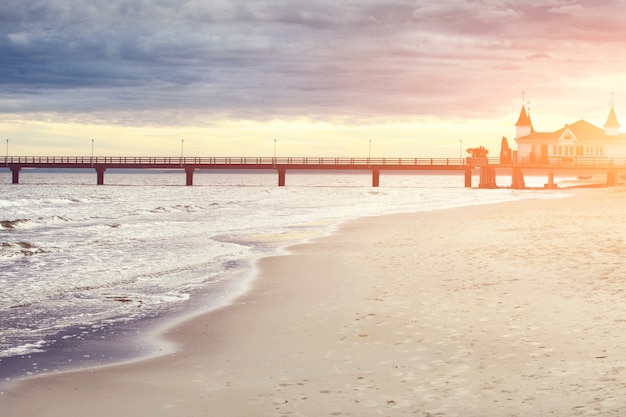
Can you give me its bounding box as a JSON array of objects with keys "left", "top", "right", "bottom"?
[{"left": 3, "top": 186, "right": 626, "bottom": 416}]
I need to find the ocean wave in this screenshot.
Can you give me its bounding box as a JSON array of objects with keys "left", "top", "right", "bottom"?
[
  {"left": 45, "top": 215, "right": 71, "bottom": 223},
  {"left": 0, "top": 199, "right": 32, "bottom": 208},
  {"left": 0, "top": 197, "right": 83, "bottom": 208},
  {"left": 0, "top": 241, "right": 47, "bottom": 258},
  {"left": 146, "top": 204, "right": 205, "bottom": 214},
  {"left": 173, "top": 204, "right": 204, "bottom": 212},
  {"left": 103, "top": 292, "right": 188, "bottom": 305},
  {"left": 0, "top": 340, "right": 50, "bottom": 358},
  {"left": 0, "top": 219, "right": 32, "bottom": 230},
  {"left": 1, "top": 216, "right": 73, "bottom": 231}
]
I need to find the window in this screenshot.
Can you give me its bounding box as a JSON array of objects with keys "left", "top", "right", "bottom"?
[{"left": 583, "top": 146, "right": 604, "bottom": 156}]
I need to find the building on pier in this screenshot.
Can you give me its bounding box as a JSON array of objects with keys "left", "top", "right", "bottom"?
[{"left": 514, "top": 103, "right": 626, "bottom": 162}]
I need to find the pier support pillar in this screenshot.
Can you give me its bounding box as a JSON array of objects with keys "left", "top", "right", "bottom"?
[
  {"left": 11, "top": 166, "right": 20, "bottom": 184},
  {"left": 511, "top": 167, "right": 525, "bottom": 189},
  {"left": 607, "top": 170, "right": 617, "bottom": 186},
  {"left": 277, "top": 168, "right": 286, "bottom": 186},
  {"left": 96, "top": 167, "right": 106, "bottom": 185},
  {"left": 185, "top": 167, "right": 195, "bottom": 186},
  {"left": 464, "top": 168, "right": 472, "bottom": 188},
  {"left": 544, "top": 172, "right": 557, "bottom": 189},
  {"left": 479, "top": 167, "right": 497, "bottom": 189},
  {"left": 372, "top": 169, "right": 380, "bottom": 187}
]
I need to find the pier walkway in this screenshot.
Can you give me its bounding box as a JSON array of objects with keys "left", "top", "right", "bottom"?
[{"left": 3, "top": 156, "right": 626, "bottom": 188}]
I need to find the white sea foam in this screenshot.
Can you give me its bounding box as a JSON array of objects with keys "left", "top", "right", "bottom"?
[
  {"left": 0, "top": 341, "right": 49, "bottom": 359},
  {"left": 0, "top": 170, "right": 571, "bottom": 364}
]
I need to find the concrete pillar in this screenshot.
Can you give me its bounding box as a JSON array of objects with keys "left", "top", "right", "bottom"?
[
  {"left": 544, "top": 172, "right": 556, "bottom": 189},
  {"left": 278, "top": 168, "right": 286, "bottom": 186},
  {"left": 96, "top": 167, "right": 106, "bottom": 185},
  {"left": 607, "top": 170, "right": 617, "bottom": 186},
  {"left": 479, "top": 167, "right": 497, "bottom": 188},
  {"left": 11, "top": 166, "right": 20, "bottom": 184},
  {"left": 372, "top": 169, "right": 380, "bottom": 187},
  {"left": 185, "top": 167, "right": 195, "bottom": 186},
  {"left": 464, "top": 168, "right": 472, "bottom": 188},
  {"left": 511, "top": 167, "right": 526, "bottom": 189}
]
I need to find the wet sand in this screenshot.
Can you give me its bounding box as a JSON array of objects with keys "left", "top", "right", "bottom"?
[{"left": 3, "top": 187, "right": 626, "bottom": 416}]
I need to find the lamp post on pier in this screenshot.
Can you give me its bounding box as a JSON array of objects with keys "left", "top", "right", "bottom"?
[
  {"left": 5, "top": 139, "right": 8, "bottom": 164},
  {"left": 368, "top": 139, "right": 372, "bottom": 166},
  {"left": 273, "top": 138, "right": 277, "bottom": 166},
  {"left": 180, "top": 139, "right": 185, "bottom": 167},
  {"left": 91, "top": 139, "right": 94, "bottom": 166}
]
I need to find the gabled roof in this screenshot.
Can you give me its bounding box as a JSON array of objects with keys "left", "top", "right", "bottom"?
[
  {"left": 604, "top": 105, "right": 620, "bottom": 128},
  {"left": 556, "top": 120, "right": 605, "bottom": 140},
  {"left": 517, "top": 119, "right": 606, "bottom": 142}
]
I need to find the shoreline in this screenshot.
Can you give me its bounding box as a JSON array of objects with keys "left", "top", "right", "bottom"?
[
  {"left": 0, "top": 182, "right": 546, "bottom": 386},
  {"left": 0, "top": 255, "right": 261, "bottom": 387},
  {"left": 5, "top": 187, "right": 626, "bottom": 415}
]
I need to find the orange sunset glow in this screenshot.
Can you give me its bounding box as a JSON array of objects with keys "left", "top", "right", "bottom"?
[{"left": 2, "top": 1, "right": 626, "bottom": 158}]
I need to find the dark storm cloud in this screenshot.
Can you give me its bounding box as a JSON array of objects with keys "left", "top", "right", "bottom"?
[{"left": 1, "top": 0, "right": 626, "bottom": 124}]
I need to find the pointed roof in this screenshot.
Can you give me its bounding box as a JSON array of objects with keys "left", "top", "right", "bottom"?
[
  {"left": 604, "top": 105, "right": 620, "bottom": 128},
  {"left": 515, "top": 105, "right": 532, "bottom": 127}
]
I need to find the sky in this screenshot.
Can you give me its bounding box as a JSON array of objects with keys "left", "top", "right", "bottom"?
[{"left": 2, "top": 0, "right": 626, "bottom": 158}]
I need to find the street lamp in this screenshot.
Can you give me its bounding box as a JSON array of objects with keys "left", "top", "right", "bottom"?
[
  {"left": 5, "top": 139, "right": 8, "bottom": 164},
  {"left": 273, "top": 139, "right": 277, "bottom": 166},
  {"left": 181, "top": 139, "right": 184, "bottom": 159},
  {"left": 459, "top": 139, "right": 463, "bottom": 164}
]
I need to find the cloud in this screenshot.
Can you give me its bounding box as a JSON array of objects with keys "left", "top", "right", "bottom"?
[
  {"left": 548, "top": 3, "right": 585, "bottom": 16},
  {"left": 2, "top": 0, "right": 626, "bottom": 127},
  {"left": 527, "top": 53, "right": 552, "bottom": 60}
]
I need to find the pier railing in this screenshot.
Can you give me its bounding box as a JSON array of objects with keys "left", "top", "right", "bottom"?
[
  {"left": 4, "top": 155, "right": 626, "bottom": 168},
  {"left": 1, "top": 156, "right": 467, "bottom": 166}
]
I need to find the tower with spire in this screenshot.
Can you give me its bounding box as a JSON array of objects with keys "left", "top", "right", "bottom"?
[
  {"left": 515, "top": 90, "right": 533, "bottom": 139},
  {"left": 515, "top": 105, "right": 533, "bottom": 139},
  {"left": 604, "top": 94, "right": 620, "bottom": 136}
]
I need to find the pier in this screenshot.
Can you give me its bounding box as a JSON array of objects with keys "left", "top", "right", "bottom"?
[{"left": 3, "top": 156, "right": 626, "bottom": 188}]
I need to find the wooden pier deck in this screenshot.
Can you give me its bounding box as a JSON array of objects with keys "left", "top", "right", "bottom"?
[{"left": 3, "top": 156, "right": 626, "bottom": 188}]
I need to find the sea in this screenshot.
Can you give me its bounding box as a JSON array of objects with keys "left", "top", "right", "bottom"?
[{"left": 0, "top": 169, "right": 574, "bottom": 386}]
